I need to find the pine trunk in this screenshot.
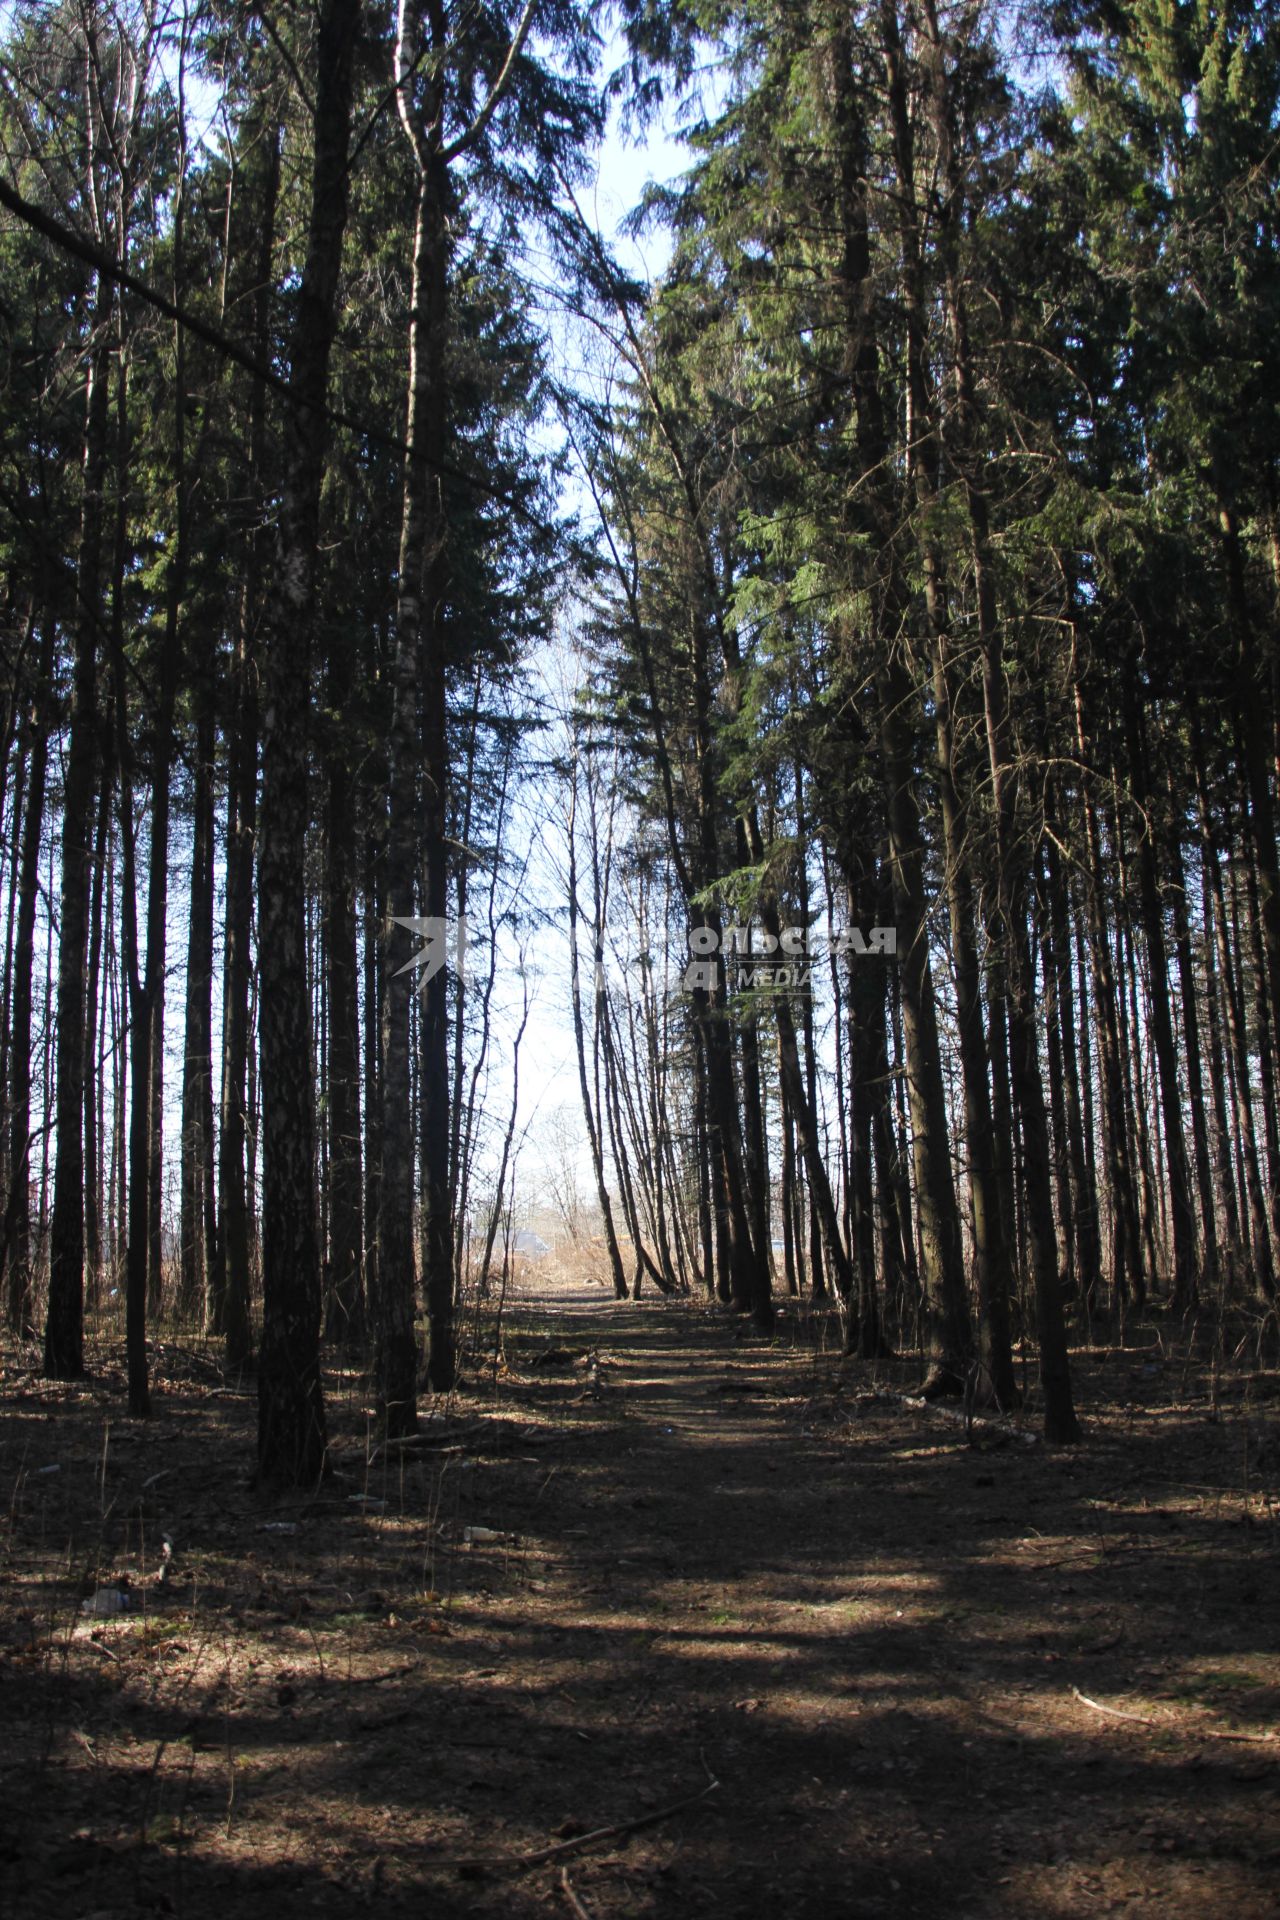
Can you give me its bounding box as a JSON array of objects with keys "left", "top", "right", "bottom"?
[
  {"left": 45, "top": 294, "right": 113, "bottom": 1381},
  {"left": 255, "top": 0, "right": 361, "bottom": 1482}
]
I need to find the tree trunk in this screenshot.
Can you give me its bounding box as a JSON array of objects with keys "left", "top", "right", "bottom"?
[
  {"left": 884, "top": 0, "right": 1011, "bottom": 1403},
  {"left": 45, "top": 290, "right": 113, "bottom": 1381},
  {"left": 377, "top": 169, "right": 434, "bottom": 1436},
  {"left": 180, "top": 664, "right": 216, "bottom": 1323},
  {"left": 1162, "top": 770, "right": 1219, "bottom": 1287},
  {"left": 83, "top": 765, "right": 111, "bottom": 1312},
  {"left": 1218, "top": 485, "right": 1280, "bottom": 1046},
  {"left": 1125, "top": 675, "right": 1198, "bottom": 1306},
  {"left": 976, "top": 545, "right": 1079, "bottom": 1441},
  {"left": 323, "top": 607, "right": 364, "bottom": 1348},
  {"left": 567, "top": 752, "right": 629, "bottom": 1301},
  {"left": 255, "top": 0, "right": 361, "bottom": 1482},
  {"left": 216, "top": 126, "right": 279, "bottom": 1372},
  {"left": 1198, "top": 831, "right": 1244, "bottom": 1282},
  {"left": 1043, "top": 824, "right": 1102, "bottom": 1308},
  {"left": 1197, "top": 758, "right": 1274, "bottom": 1299},
  {"left": 1075, "top": 684, "right": 1142, "bottom": 1308},
  {"left": 830, "top": 16, "right": 968, "bottom": 1388},
  {"left": 5, "top": 614, "right": 54, "bottom": 1335}
]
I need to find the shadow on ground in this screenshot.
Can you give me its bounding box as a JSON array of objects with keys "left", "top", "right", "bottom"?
[{"left": 1, "top": 1277, "right": 1277, "bottom": 1918}]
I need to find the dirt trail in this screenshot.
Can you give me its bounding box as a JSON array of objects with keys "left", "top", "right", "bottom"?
[{"left": 2, "top": 1273, "right": 1278, "bottom": 1918}]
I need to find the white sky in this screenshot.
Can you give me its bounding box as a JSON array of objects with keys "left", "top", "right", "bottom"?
[{"left": 475, "top": 61, "right": 695, "bottom": 1221}]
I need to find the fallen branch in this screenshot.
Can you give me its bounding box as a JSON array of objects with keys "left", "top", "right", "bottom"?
[
  {"left": 451, "top": 1773, "right": 720, "bottom": 1875},
  {"left": 77, "top": 1636, "right": 121, "bottom": 1663},
  {"left": 850, "top": 1391, "right": 1040, "bottom": 1445},
  {"left": 903, "top": 1395, "right": 1040, "bottom": 1445},
  {"left": 558, "top": 1866, "right": 595, "bottom": 1920},
  {"left": 369, "top": 1420, "right": 546, "bottom": 1464},
  {"left": 344, "top": 1662, "right": 422, "bottom": 1687},
  {"left": 371, "top": 1423, "right": 488, "bottom": 1460},
  {"left": 1071, "top": 1686, "right": 1277, "bottom": 1745},
  {"left": 1071, "top": 1687, "right": 1151, "bottom": 1727}
]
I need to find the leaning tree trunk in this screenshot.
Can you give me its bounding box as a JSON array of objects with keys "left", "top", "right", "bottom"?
[{"left": 567, "top": 750, "right": 629, "bottom": 1300}]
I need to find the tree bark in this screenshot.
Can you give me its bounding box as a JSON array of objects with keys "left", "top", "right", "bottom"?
[
  {"left": 45, "top": 285, "right": 113, "bottom": 1380},
  {"left": 1124, "top": 674, "right": 1198, "bottom": 1306},
  {"left": 217, "top": 122, "right": 280, "bottom": 1375},
  {"left": 255, "top": 0, "right": 361, "bottom": 1482},
  {"left": 4, "top": 614, "right": 54, "bottom": 1335},
  {"left": 830, "top": 15, "right": 969, "bottom": 1389}
]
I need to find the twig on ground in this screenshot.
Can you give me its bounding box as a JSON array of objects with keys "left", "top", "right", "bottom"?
[
  {"left": 849, "top": 1390, "right": 1040, "bottom": 1444},
  {"left": 1071, "top": 1686, "right": 1277, "bottom": 1744},
  {"left": 558, "top": 1866, "right": 595, "bottom": 1920},
  {"left": 1071, "top": 1687, "right": 1150, "bottom": 1726},
  {"left": 344, "top": 1662, "right": 421, "bottom": 1686},
  {"left": 452, "top": 1773, "right": 721, "bottom": 1874},
  {"left": 373, "top": 1423, "right": 487, "bottom": 1458},
  {"left": 903, "top": 1394, "right": 1041, "bottom": 1444}
]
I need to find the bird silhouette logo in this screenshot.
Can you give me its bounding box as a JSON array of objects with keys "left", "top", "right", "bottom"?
[{"left": 391, "top": 915, "right": 467, "bottom": 989}]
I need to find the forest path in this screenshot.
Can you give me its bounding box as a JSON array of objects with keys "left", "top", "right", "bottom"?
[
  {"left": 1, "top": 1275, "right": 1277, "bottom": 1920},
  {"left": 413, "top": 1270, "right": 1278, "bottom": 1919}
]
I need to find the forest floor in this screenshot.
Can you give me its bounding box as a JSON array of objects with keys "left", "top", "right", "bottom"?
[{"left": 1, "top": 1271, "right": 1278, "bottom": 1920}]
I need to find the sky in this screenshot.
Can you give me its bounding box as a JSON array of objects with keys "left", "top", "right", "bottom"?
[{"left": 459, "top": 61, "right": 696, "bottom": 1228}]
